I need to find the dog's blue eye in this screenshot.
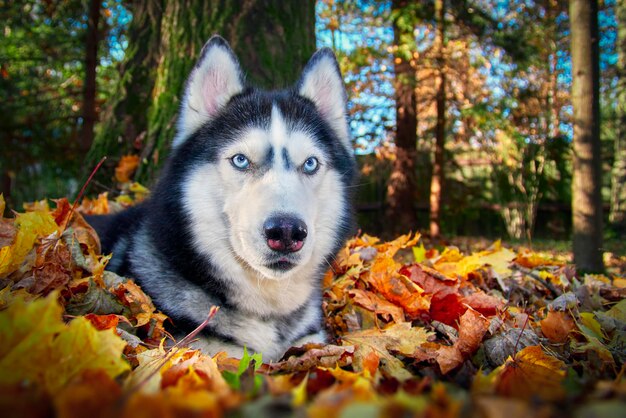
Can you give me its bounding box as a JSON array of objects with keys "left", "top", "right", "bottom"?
[
  {"left": 231, "top": 154, "right": 250, "bottom": 170},
  {"left": 302, "top": 157, "right": 319, "bottom": 174}
]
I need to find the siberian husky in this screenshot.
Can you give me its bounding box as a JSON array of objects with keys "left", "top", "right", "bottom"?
[{"left": 88, "top": 36, "right": 356, "bottom": 360}]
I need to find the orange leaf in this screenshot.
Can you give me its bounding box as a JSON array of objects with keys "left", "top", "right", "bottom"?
[
  {"left": 115, "top": 155, "right": 140, "bottom": 183},
  {"left": 514, "top": 251, "right": 563, "bottom": 268},
  {"left": 495, "top": 345, "right": 566, "bottom": 401},
  {"left": 78, "top": 192, "right": 110, "bottom": 216},
  {"left": 540, "top": 311, "right": 575, "bottom": 343},
  {"left": 348, "top": 288, "right": 405, "bottom": 323},
  {"left": 368, "top": 257, "right": 429, "bottom": 317},
  {"left": 84, "top": 313, "right": 120, "bottom": 331},
  {"left": 438, "top": 309, "right": 489, "bottom": 374}
]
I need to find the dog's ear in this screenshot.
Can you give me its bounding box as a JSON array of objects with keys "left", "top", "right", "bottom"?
[
  {"left": 298, "top": 48, "right": 350, "bottom": 149},
  {"left": 173, "top": 35, "right": 244, "bottom": 148}
]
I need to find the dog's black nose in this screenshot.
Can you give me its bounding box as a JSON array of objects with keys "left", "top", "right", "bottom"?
[{"left": 264, "top": 215, "right": 307, "bottom": 253}]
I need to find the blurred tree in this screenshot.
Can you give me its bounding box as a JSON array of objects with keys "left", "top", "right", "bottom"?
[
  {"left": 0, "top": 0, "right": 123, "bottom": 210},
  {"left": 610, "top": 0, "right": 626, "bottom": 234},
  {"left": 89, "top": 0, "right": 316, "bottom": 184},
  {"left": 81, "top": 0, "right": 102, "bottom": 153},
  {"left": 569, "top": 0, "right": 604, "bottom": 271},
  {"left": 488, "top": 0, "right": 570, "bottom": 240},
  {"left": 385, "top": 0, "right": 421, "bottom": 233},
  {"left": 429, "top": 0, "right": 446, "bottom": 239}
]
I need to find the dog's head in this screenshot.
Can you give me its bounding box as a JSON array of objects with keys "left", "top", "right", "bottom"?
[{"left": 168, "top": 36, "right": 355, "bottom": 283}]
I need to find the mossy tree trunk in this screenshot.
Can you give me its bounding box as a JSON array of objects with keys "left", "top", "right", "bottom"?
[
  {"left": 89, "top": 0, "right": 316, "bottom": 184},
  {"left": 569, "top": 0, "right": 604, "bottom": 272}
]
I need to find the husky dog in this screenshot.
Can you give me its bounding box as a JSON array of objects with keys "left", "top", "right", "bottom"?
[{"left": 88, "top": 36, "right": 356, "bottom": 360}]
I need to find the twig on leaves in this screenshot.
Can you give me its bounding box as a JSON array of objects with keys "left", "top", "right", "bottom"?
[
  {"left": 511, "top": 264, "right": 561, "bottom": 298},
  {"left": 60, "top": 156, "right": 107, "bottom": 231},
  {"left": 119, "top": 306, "right": 220, "bottom": 402}
]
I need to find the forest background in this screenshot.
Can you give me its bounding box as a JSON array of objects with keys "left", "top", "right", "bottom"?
[{"left": 0, "top": 0, "right": 624, "bottom": 273}]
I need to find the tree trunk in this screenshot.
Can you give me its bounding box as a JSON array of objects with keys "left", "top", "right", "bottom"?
[
  {"left": 429, "top": 0, "right": 446, "bottom": 239},
  {"left": 610, "top": 0, "right": 626, "bottom": 235},
  {"left": 547, "top": 0, "right": 561, "bottom": 139},
  {"left": 386, "top": 0, "right": 418, "bottom": 234},
  {"left": 90, "top": 0, "right": 316, "bottom": 184},
  {"left": 80, "top": 0, "right": 101, "bottom": 154},
  {"left": 569, "top": 0, "right": 604, "bottom": 272}
]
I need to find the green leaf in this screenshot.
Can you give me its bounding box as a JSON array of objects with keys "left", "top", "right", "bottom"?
[{"left": 222, "top": 346, "right": 263, "bottom": 394}]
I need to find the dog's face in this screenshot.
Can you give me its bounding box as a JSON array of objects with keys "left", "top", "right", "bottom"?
[{"left": 172, "top": 36, "right": 354, "bottom": 282}]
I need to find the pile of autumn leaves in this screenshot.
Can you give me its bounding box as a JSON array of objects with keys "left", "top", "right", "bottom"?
[{"left": 1, "top": 193, "right": 625, "bottom": 418}]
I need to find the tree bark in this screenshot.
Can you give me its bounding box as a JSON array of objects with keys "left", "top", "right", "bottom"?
[
  {"left": 80, "top": 0, "right": 101, "bottom": 153},
  {"left": 429, "top": 0, "right": 446, "bottom": 239},
  {"left": 386, "top": 0, "right": 418, "bottom": 234},
  {"left": 610, "top": 0, "right": 626, "bottom": 234},
  {"left": 569, "top": 0, "right": 604, "bottom": 272},
  {"left": 90, "top": 0, "right": 316, "bottom": 184}
]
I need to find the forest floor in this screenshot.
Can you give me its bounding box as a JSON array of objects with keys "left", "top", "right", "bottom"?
[
  {"left": 418, "top": 236, "right": 626, "bottom": 277},
  {"left": 1, "top": 191, "right": 625, "bottom": 418}
]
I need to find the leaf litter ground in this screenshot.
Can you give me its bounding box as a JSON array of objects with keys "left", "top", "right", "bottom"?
[{"left": 0, "top": 191, "right": 625, "bottom": 418}]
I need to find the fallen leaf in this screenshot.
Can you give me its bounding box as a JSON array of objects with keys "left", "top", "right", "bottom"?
[
  {"left": 493, "top": 345, "right": 566, "bottom": 401},
  {"left": 367, "top": 257, "right": 430, "bottom": 317},
  {"left": 0, "top": 210, "right": 58, "bottom": 277},
  {"left": 415, "top": 308, "right": 490, "bottom": 374},
  {"left": 341, "top": 322, "right": 433, "bottom": 380},
  {"left": 348, "top": 288, "right": 405, "bottom": 323},
  {"left": 0, "top": 292, "right": 129, "bottom": 395},
  {"left": 483, "top": 328, "right": 540, "bottom": 367},
  {"left": 540, "top": 311, "right": 575, "bottom": 343},
  {"left": 115, "top": 155, "right": 140, "bottom": 183},
  {"left": 270, "top": 344, "right": 354, "bottom": 373}
]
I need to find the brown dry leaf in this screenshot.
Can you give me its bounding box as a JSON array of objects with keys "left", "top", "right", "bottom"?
[
  {"left": 493, "top": 345, "right": 566, "bottom": 401},
  {"left": 540, "top": 311, "right": 575, "bottom": 343},
  {"left": 270, "top": 344, "right": 354, "bottom": 373},
  {"left": 341, "top": 322, "right": 433, "bottom": 380},
  {"left": 416, "top": 308, "right": 490, "bottom": 374},
  {"left": 114, "top": 280, "right": 160, "bottom": 327},
  {"left": 0, "top": 219, "right": 16, "bottom": 248}
]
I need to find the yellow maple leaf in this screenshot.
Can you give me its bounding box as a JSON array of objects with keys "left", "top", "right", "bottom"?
[
  {"left": 493, "top": 345, "right": 566, "bottom": 401},
  {"left": 456, "top": 246, "right": 517, "bottom": 277},
  {"left": 0, "top": 292, "right": 129, "bottom": 395},
  {"left": 0, "top": 210, "right": 58, "bottom": 277}
]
